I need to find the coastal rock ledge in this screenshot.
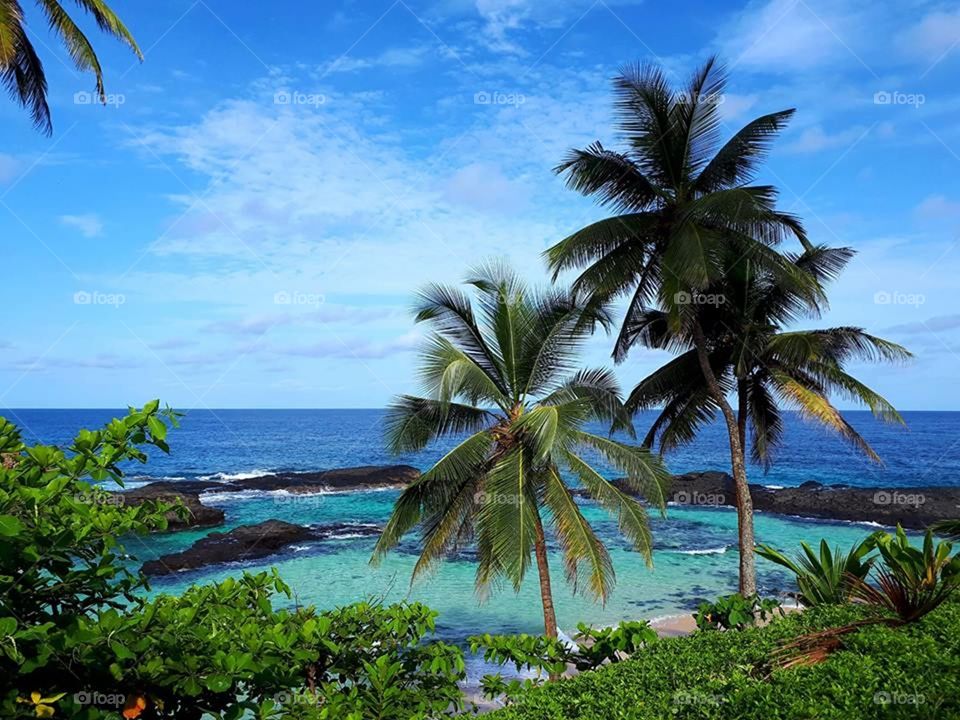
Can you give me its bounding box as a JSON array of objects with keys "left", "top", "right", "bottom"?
[
  {"left": 665, "top": 471, "right": 960, "bottom": 529},
  {"left": 140, "top": 520, "right": 382, "bottom": 575},
  {"left": 115, "top": 464, "right": 420, "bottom": 530}
]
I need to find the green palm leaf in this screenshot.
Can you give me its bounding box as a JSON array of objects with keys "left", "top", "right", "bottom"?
[
  {"left": 1, "top": 0, "right": 139, "bottom": 134},
  {"left": 543, "top": 466, "right": 614, "bottom": 601}
]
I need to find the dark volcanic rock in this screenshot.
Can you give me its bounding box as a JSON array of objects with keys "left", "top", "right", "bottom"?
[
  {"left": 140, "top": 520, "right": 382, "bottom": 575},
  {"left": 113, "top": 465, "right": 419, "bottom": 532},
  {"left": 666, "top": 471, "right": 960, "bottom": 529},
  {"left": 229, "top": 465, "right": 420, "bottom": 493},
  {"left": 119, "top": 486, "right": 225, "bottom": 531}
]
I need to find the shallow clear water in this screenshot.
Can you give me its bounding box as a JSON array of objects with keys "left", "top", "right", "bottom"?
[{"left": 5, "top": 408, "right": 958, "bottom": 643}]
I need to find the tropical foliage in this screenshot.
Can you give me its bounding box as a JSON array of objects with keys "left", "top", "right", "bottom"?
[
  {"left": 932, "top": 518, "right": 960, "bottom": 541},
  {"left": 850, "top": 527, "right": 960, "bottom": 623},
  {"left": 0, "top": 407, "right": 465, "bottom": 720},
  {"left": 470, "top": 621, "right": 658, "bottom": 702},
  {"left": 490, "top": 598, "right": 960, "bottom": 719},
  {"left": 546, "top": 55, "right": 816, "bottom": 595},
  {"left": 693, "top": 593, "right": 783, "bottom": 631},
  {"left": 372, "top": 262, "right": 671, "bottom": 638},
  {"left": 773, "top": 528, "right": 960, "bottom": 670},
  {"left": 0, "top": 0, "right": 141, "bottom": 133},
  {"left": 757, "top": 534, "right": 881, "bottom": 607},
  {"left": 625, "top": 245, "right": 910, "bottom": 467}
]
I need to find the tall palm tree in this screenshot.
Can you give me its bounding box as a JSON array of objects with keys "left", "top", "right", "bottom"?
[
  {"left": 546, "top": 56, "right": 815, "bottom": 595},
  {"left": 1, "top": 0, "right": 141, "bottom": 134},
  {"left": 371, "top": 263, "right": 671, "bottom": 639},
  {"left": 624, "top": 246, "right": 910, "bottom": 473}
]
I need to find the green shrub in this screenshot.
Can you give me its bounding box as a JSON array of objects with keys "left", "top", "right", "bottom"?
[
  {"left": 693, "top": 593, "right": 783, "bottom": 630},
  {"left": 469, "top": 621, "right": 658, "bottom": 702},
  {"left": 491, "top": 601, "right": 960, "bottom": 719},
  {"left": 0, "top": 406, "right": 465, "bottom": 720}
]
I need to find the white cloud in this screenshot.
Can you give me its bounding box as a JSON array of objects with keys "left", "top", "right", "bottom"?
[
  {"left": 0, "top": 154, "right": 20, "bottom": 184},
  {"left": 114, "top": 89, "right": 576, "bottom": 317},
  {"left": 321, "top": 45, "right": 433, "bottom": 74},
  {"left": 468, "top": 0, "right": 644, "bottom": 54},
  {"left": 783, "top": 124, "right": 869, "bottom": 153},
  {"left": 900, "top": 10, "right": 960, "bottom": 64},
  {"left": 717, "top": 0, "right": 871, "bottom": 72},
  {"left": 442, "top": 162, "right": 531, "bottom": 212},
  {"left": 59, "top": 213, "right": 104, "bottom": 237},
  {"left": 718, "top": 93, "right": 759, "bottom": 122},
  {"left": 915, "top": 194, "right": 960, "bottom": 220}
]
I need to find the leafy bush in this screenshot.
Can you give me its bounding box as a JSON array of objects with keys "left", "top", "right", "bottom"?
[
  {"left": 491, "top": 600, "right": 960, "bottom": 719},
  {"left": 757, "top": 534, "right": 880, "bottom": 607},
  {"left": 0, "top": 406, "right": 464, "bottom": 720},
  {"left": 851, "top": 527, "right": 960, "bottom": 622},
  {"left": 693, "top": 593, "right": 783, "bottom": 630},
  {"left": 469, "top": 621, "right": 657, "bottom": 702}
]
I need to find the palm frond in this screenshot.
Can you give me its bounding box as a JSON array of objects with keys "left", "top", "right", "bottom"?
[
  {"left": 562, "top": 449, "right": 654, "bottom": 565},
  {"left": 612, "top": 60, "right": 679, "bottom": 188},
  {"left": 673, "top": 55, "right": 726, "bottom": 180},
  {"left": 544, "top": 212, "right": 659, "bottom": 281},
  {"left": 418, "top": 336, "right": 508, "bottom": 409},
  {"left": 37, "top": 0, "right": 103, "bottom": 97},
  {"left": 744, "top": 376, "right": 784, "bottom": 469},
  {"left": 372, "top": 430, "right": 493, "bottom": 563},
  {"left": 554, "top": 144, "right": 662, "bottom": 213},
  {"left": 770, "top": 371, "right": 881, "bottom": 464},
  {"left": 475, "top": 448, "right": 540, "bottom": 592},
  {"left": 542, "top": 368, "right": 633, "bottom": 437},
  {"left": 384, "top": 395, "right": 493, "bottom": 453},
  {"left": 695, "top": 109, "right": 795, "bottom": 192},
  {"left": 543, "top": 466, "right": 615, "bottom": 601},
  {"left": 0, "top": 2, "right": 50, "bottom": 134},
  {"left": 69, "top": 0, "right": 142, "bottom": 59},
  {"left": 572, "top": 431, "right": 670, "bottom": 511},
  {"left": 414, "top": 282, "right": 507, "bottom": 394}
]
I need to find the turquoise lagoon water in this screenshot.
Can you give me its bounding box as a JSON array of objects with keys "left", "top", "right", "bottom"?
[{"left": 6, "top": 409, "right": 959, "bottom": 644}]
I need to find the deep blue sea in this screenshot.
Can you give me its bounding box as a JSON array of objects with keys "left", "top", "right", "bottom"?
[
  {"left": 4, "top": 407, "right": 959, "bottom": 671},
  {"left": 6, "top": 409, "right": 959, "bottom": 488}
]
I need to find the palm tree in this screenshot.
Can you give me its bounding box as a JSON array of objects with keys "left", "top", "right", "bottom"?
[
  {"left": 1, "top": 0, "right": 141, "bottom": 134},
  {"left": 546, "top": 56, "right": 817, "bottom": 595},
  {"left": 625, "top": 245, "right": 910, "bottom": 473},
  {"left": 371, "top": 262, "right": 671, "bottom": 639}
]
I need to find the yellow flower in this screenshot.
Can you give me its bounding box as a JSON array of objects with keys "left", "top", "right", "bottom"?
[{"left": 17, "top": 691, "right": 66, "bottom": 717}]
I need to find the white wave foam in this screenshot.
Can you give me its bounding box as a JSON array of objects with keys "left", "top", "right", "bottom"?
[
  {"left": 672, "top": 546, "right": 728, "bottom": 555},
  {"left": 196, "top": 469, "right": 277, "bottom": 482},
  {"left": 764, "top": 484, "right": 785, "bottom": 489},
  {"left": 290, "top": 544, "right": 314, "bottom": 552}
]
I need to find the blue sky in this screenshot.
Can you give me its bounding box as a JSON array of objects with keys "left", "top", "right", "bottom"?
[{"left": 1, "top": 0, "right": 959, "bottom": 410}]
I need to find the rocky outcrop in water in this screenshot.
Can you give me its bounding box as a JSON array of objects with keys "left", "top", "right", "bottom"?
[
  {"left": 140, "top": 520, "right": 382, "bottom": 575},
  {"left": 128, "top": 465, "right": 419, "bottom": 496},
  {"left": 119, "top": 486, "right": 225, "bottom": 531},
  {"left": 114, "top": 465, "right": 419, "bottom": 531},
  {"left": 663, "top": 471, "right": 960, "bottom": 529}
]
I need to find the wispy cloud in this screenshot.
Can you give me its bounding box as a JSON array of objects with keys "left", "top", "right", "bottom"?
[
  {"left": 59, "top": 213, "right": 104, "bottom": 238},
  {"left": 900, "top": 9, "right": 960, "bottom": 64},
  {"left": 915, "top": 195, "right": 960, "bottom": 220},
  {"left": 884, "top": 314, "right": 960, "bottom": 336}
]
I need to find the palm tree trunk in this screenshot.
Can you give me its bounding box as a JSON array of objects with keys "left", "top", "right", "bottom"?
[
  {"left": 737, "top": 379, "right": 748, "bottom": 452},
  {"left": 691, "top": 321, "right": 757, "bottom": 596},
  {"left": 533, "top": 511, "right": 558, "bottom": 639}
]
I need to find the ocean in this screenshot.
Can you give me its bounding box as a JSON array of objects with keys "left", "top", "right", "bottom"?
[{"left": 5, "top": 408, "right": 959, "bottom": 662}]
